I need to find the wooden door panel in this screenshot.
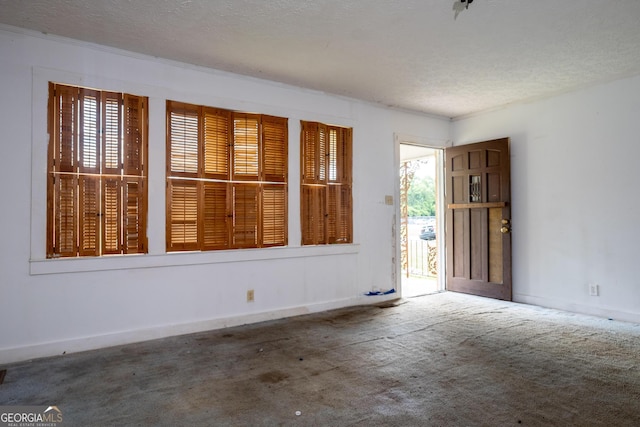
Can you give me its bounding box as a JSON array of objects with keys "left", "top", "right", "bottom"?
[
  {"left": 487, "top": 149, "right": 501, "bottom": 167},
  {"left": 469, "top": 150, "right": 483, "bottom": 169},
  {"left": 452, "top": 209, "right": 465, "bottom": 278},
  {"left": 487, "top": 173, "right": 502, "bottom": 202},
  {"left": 452, "top": 175, "right": 466, "bottom": 203},
  {"left": 445, "top": 138, "right": 512, "bottom": 301},
  {"left": 470, "top": 208, "right": 485, "bottom": 281},
  {"left": 488, "top": 207, "right": 504, "bottom": 284},
  {"left": 451, "top": 153, "right": 465, "bottom": 171}
]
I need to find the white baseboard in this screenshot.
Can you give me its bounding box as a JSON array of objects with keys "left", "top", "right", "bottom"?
[
  {"left": 514, "top": 293, "right": 640, "bottom": 324},
  {"left": 0, "top": 293, "right": 398, "bottom": 365}
]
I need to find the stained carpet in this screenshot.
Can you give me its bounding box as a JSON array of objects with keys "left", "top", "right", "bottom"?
[{"left": 1, "top": 292, "right": 639, "bottom": 426}]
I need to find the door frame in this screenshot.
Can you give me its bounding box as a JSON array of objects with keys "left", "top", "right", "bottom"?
[{"left": 393, "top": 133, "right": 448, "bottom": 296}]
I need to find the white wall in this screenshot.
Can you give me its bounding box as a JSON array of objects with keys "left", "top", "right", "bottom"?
[
  {"left": 0, "top": 27, "right": 450, "bottom": 363},
  {"left": 453, "top": 77, "right": 640, "bottom": 323}
]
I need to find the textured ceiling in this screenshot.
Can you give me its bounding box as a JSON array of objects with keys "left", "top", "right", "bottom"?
[{"left": 2, "top": 0, "right": 640, "bottom": 118}]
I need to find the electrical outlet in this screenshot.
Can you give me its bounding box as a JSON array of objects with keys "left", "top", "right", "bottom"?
[
  {"left": 384, "top": 195, "right": 393, "bottom": 205},
  {"left": 589, "top": 283, "right": 599, "bottom": 296},
  {"left": 247, "top": 289, "right": 255, "bottom": 302}
]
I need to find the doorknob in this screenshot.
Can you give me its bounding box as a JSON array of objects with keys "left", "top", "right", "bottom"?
[
  {"left": 501, "top": 226, "right": 510, "bottom": 234},
  {"left": 501, "top": 219, "right": 510, "bottom": 225}
]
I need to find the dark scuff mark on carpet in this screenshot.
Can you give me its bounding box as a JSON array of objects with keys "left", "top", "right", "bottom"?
[
  {"left": 259, "top": 371, "right": 289, "bottom": 384},
  {"left": 377, "top": 299, "right": 408, "bottom": 308}
]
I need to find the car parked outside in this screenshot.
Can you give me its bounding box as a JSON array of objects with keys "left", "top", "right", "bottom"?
[{"left": 419, "top": 224, "right": 436, "bottom": 240}]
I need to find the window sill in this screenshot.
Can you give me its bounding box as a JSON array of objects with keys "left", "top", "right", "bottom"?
[{"left": 29, "top": 244, "right": 360, "bottom": 275}]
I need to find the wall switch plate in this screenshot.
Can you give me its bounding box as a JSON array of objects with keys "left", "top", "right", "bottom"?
[
  {"left": 589, "top": 283, "right": 599, "bottom": 296},
  {"left": 247, "top": 289, "right": 255, "bottom": 302}
]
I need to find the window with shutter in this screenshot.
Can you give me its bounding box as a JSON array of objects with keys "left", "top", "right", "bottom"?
[
  {"left": 47, "top": 83, "right": 148, "bottom": 258},
  {"left": 166, "top": 101, "right": 287, "bottom": 251},
  {"left": 300, "top": 121, "right": 352, "bottom": 245}
]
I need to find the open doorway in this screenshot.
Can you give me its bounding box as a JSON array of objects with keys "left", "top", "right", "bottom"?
[{"left": 399, "top": 143, "right": 444, "bottom": 297}]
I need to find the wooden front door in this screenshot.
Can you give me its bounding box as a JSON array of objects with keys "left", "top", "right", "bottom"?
[{"left": 445, "top": 138, "right": 512, "bottom": 300}]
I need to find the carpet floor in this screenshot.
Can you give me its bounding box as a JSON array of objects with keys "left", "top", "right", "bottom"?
[{"left": 1, "top": 292, "right": 640, "bottom": 426}]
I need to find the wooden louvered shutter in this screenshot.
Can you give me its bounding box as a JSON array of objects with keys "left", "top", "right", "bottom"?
[
  {"left": 262, "top": 184, "right": 287, "bottom": 246},
  {"left": 123, "top": 94, "right": 146, "bottom": 176},
  {"left": 339, "top": 127, "right": 352, "bottom": 183},
  {"left": 327, "top": 184, "right": 338, "bottom": 244},
  {"left": 203, "top": 107, "right": 231, "bottom": 180},
  {"left": 233, "top": 113, "right": 260, "bottom": 180},
  {"left": 78, "top": 88, "right": 100, "bottom": 174},
  {"left": 49, "top": 83, "right": 78, "bottom": 257},
  {"left": 47, "top": 84, "right": 54, "bottom": 256},
  {"left": 261, "top": 116, "right": 288, "bottom": 247},
  {"left": 301, "top": 185, "right": 326, "bottom": 245},
  {"left": 123, "top": 178, "right": 145, "bottom": 253},
  {"left": 232, "top": 183, "right": 259, "bottom": 248},
  {"left": 327, "top": 184, "right": 352, "bottom": 244},
  {"left": 318, "top": 124, "right": 328, "bottom": 183},
  {"left": 78, "top": 176, "right": 99, "bottom": 256},
  {"left": 262, "top": 116, "right": 288, "bottom": 182},
  {"left": 168, "top": 101, "right": 200, "bottom": 177},
  {"left": 300, "top": 121, "right": 328, "bottom": 184},
  {"left": 328, "top": 128, "right": 337, "bottom": 182},
  {"left": 167, "top": 101, "right": 199, "bottom": 251},
  {"left": 301, "top": 121, "right": 326, "bottom": 245},
  {"left": 102, "top": 177, "right": 121, "bottom": 254},
  {"left": 339, "top": 185, "right": 352, "bottom": 243},
  {"left": 328, "top": 127, "right": 352, "bottom": 182},
  {"left": 301, "top": 121, "right": 317, "bottom": 183},
  {"left": 329, "top": 127, "right": 348, "bottom": 182},
  {"left": 54, "top": 175, "right": 78, "bottom": 256},
  {"left": 327, "top": 126, "right": 352, "bottom": 243},
  {"left": 339, "top": 128, "right": 353, "bottom": 243},
  {"left": 202, "top": 181, "right": 229, "bottom": 250},
  {"left": 167, "top": 180, "right": 199, "bottom": 251},
  {"left": 78, "top": 89, "right": 103, "bottom": 254},
  {"left": 52, "top": 84, "right": 78, "bottom": 173},
  {"left": 102, "top": 92, "right": 121, "bottom": 174},
  {"left": 123, "top": 94, "right": 147, "bottom": 253}
]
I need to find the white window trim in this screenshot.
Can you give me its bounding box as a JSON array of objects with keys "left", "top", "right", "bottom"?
[{"left": 30, "top": 244, "right": 360, "bottom": 275}]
